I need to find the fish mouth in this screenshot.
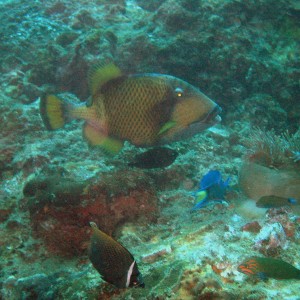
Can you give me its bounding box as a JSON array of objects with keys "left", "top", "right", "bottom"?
[
  {"left": 159, "top": 104, "right": 222, "bottom": 143},
  {"left": 185, "top": 104, "right": 221, "bottom": 132},
  {"left": 202, "top": 105, "right": 222, "bottom": 124},
  {"left": 188, "top": 104, "right": 222, "bottom": 128}
]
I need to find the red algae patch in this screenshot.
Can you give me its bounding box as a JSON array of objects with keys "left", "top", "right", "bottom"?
[{"left": 25, "top": 170, "right": 158, "bottom": 256}]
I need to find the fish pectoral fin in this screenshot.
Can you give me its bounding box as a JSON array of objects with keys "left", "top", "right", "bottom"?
[
  {"left": 83, "top": 123, "right": 123, "bottom": 155},
  {"left": 257, "top": 272, "right": 268, "bottom": 281},
  {"left": 88, "top": 61, "right": 122, "bottom": 95},
  {"left": 157, "top": 121, "right": 177, "bottom": 136}
]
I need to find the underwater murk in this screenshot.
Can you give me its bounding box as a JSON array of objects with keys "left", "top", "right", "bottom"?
[{"left": 0, "top": 0, "right": 300, "bottom": 299}]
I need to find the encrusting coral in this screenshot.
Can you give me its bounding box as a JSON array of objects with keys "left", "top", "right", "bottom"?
[{"left": 24, "top": 170, "right": 158, "bottom": 256}]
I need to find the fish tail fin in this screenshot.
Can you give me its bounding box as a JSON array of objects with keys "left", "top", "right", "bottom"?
[{"left": 40, "top": 94, "right": 75, "bottom": 130}]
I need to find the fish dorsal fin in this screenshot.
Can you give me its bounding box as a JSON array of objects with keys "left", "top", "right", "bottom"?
[{"left": 88, "top": 61, "right": 122, "bottom": 95}]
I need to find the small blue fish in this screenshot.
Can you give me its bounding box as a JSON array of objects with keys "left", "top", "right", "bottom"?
[
  {"left": 289, "top": 198, "right": 298, "bottom": 204},
  {"left": 191, "top": 170, "right": 230, "bottom": 211}
]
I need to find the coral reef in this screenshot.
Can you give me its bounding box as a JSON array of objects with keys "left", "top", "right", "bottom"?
[
  {"left": 2, "top": 273, "right": 58, "bottom": 300},
  {"left": 25, "top": 170, "right": 158, "bottom": 256},
  {"left": 254, "top": 222, "right": 288, "bottom": 257},
  {"left": 0, "top": 0, "right": 299, "bottom": 299},
  {"left": 239, "top": 129, "right": 300, "bottom": 202},
  {"left": 245, "top": 128, "right": 300, "bottom": 169},
  {"left": 1, "top": 0, "right": 299, "bottom": 131},
  {"left": 241, "top": 221, "right": 262, "bottom": 233},
  {"left": 266, "top": 207, "right": 299, "bottom": 239}
]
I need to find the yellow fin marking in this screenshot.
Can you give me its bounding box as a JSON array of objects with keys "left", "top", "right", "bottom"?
[
  {"left": 40, "top": 94, "right": 66, "bottom": 130},
  {"left": 195, "top": 190, "right": 207, "bottom": 202},
  {"left": 83, "top": 123, "right": 123, "bottom": 155},
  {"left": 88, "top": 61, "right": 122, "bottom": 95},
  {"left": 158, "top": 121, "right": 177, "bottom": 136}
]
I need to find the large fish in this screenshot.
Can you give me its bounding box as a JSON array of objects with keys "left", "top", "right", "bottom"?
[
  {"left": 88, "top": 222, "right": 144, "bottom": 288},
  {"left": 40, "top": 62, "right": 221, "bottom": 154}
]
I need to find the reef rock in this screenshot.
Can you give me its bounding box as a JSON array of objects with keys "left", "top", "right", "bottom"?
[
  {"left": 25, "top": 170, "right": 158, "bottom": 256},
  {"left": 254, "top": 222, "right": 288, "bottom": 257},
  {"left": 239, "top": 162, "right": 300, "bottom": 201}
]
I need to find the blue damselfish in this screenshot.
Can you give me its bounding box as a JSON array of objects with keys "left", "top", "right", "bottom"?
[{"left": 191, "top": 170, "right": 230, "bottom": 211}]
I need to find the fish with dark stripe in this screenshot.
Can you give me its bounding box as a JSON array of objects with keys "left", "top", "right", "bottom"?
[{"left": 88, "top": 222, "right": 145, "bottom": 288}]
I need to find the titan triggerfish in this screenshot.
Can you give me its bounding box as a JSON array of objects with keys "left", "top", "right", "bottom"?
[{"left": 40, "top": 62, "right": 221, "bottom": 154}]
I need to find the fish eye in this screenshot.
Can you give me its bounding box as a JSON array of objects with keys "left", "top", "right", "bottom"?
[{"left": 175, "top": 87, "right": 184, "bottom": 97}]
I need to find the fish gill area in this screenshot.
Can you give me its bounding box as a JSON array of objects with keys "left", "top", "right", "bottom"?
[{"left": 0, "top": 0, "right": 300, "bottom": 299}]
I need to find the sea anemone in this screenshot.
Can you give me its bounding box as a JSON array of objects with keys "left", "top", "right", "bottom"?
[
  {"left": 239, "top": 128, "right": 300, "bottom": 201},
  {"left": 244, "top": 128, "right": 300, "bottom": 169}
]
